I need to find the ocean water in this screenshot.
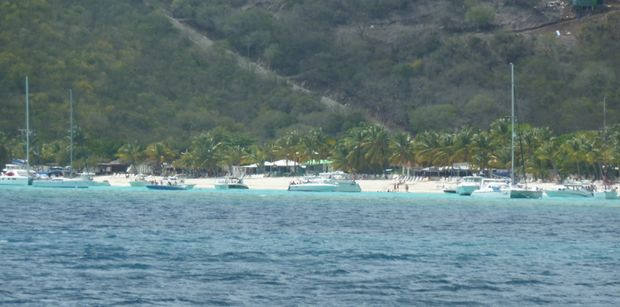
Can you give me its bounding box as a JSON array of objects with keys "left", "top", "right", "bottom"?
[{"left": 1, "top": 187, "right": 619, "bottom": 306}]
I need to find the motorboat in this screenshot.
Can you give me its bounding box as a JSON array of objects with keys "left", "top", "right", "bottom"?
[
  {"left": 31, "top": 173, "right": 93, "bottom": 188},
  {"left": 442, "top": 185, "right": 457, "bottom": 194},
  {"left": 31, "top": 177, "right": 89, "bottom": 188},
  {"left": 214, "top": 176, "right": 249, "bottom": 189},
  {"left": 146, "top": 177, "right": 194, "bottom": 190},
  {"left": 288, "top": 172, "right": 361, "bottom": 192},
  {"left": 544, "top": 183, "right": 594, "bottom": 198},
  {"left": 471, "top": 178, "right": 542, "bottom": 199},
  {"left": 470, "top": 179, "right": 509, "bottom": 198},
  {"left": 455, "top": 176, "right": 485, "bottom": 195},
  {"left": 508, "top": 185, "right": 543, "bottom": 199},
  {"left": 0, "top": 163, "right": 33, "bottom": 186},
  {"left": 129, "top": 174, "right": 150, "bottom": 187}
]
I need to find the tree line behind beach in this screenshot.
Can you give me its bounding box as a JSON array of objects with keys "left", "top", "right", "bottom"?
[{"left": 2, "top": 117, "right": 618, "bottom": 182}]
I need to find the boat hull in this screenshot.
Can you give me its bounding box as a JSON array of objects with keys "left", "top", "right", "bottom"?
[
  {"left": 129, "top": 181, "right": 148, "bottom": 187},
  {"left": 471, "top": 190, "right": 507, "bottom": 198},
  {"left": 146, "top": 184, "right": 194, "bottom": 190},
  {"left": 456, "top": 185, "right": 479, "bottom": 196},
  {"left": 509, "top": 189, "right": 543, "bottom": 199},
  {"left": 214, "top": 183, "right": 249, "bottom": 189},
  {"left": 288, "top": 182, "right": 361, "bottom": 192},
  {"left": 0, "top": 177, "right": 30, "bottom": 186},
  {"left": 544, "top": 190, "right": 593, "bottom": 198},
  {"left": 31, "top": 179, "right": 90, "bottom": 188}
]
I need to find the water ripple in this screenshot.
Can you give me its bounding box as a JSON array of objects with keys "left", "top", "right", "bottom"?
[{"left": 1, "top": 187, "right": 619, "bottom": 305}]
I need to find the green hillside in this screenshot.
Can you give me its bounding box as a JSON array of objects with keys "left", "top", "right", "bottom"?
[
  {"left": 0, "top": 0, "right": 361, "bottom": 149},
  {"left": 164, "top": 0, "right": 620, "bottom": 132},
  {"left": 1, "top": 0, "right": 620, "bottom": 177}
]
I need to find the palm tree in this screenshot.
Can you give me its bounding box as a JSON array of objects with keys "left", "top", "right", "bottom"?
[
  {"left": 534, "top": 137, "right": 559, "bottom": 180},
  {"left": 450, "top": 128, "right": 475, "bottom": 167},
  {"left": 300, "top": 128, "right": 333, "bottom": 173},
  {"left": 470, "top": 130, "right": 496, "bottom": 173},
  {"left": 343, "top": 126, "right": 369, "bottom": 174},
  {"left": 40, "top": 140, "right": 67, "bottom": 165},
  {"left": 222, "top": 143, "right": 248, "bottom": 175},
  {"left": 275, "top": 130, "right": 302, "bottom": 174},
  {"left": 390, "top": 132, "right": 414, "bottom": 176},
  {"left": 144, "top": 142, "right": 176, "bottom": 175},
  {"left": 185, "top": 132, "right": 224, "bottom": 176},
  {"left": 116, "top": 143, "right": 144, "bottom": 172},
  {"left": 361, "top": 125, "right": 391, "bottom": 174},
  {"left": 413, "top": 131, "right": 441, "bottom": 167},
  {"left": 245, "top": 144, "right": 268, "bottom": 174}
]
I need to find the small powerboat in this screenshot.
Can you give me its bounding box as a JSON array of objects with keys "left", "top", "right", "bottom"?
[{"left": 214, "top": 176, "right": 249, "bottom": 189}]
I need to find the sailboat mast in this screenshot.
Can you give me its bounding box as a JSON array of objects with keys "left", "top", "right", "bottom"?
[
  {"left": 510, "top": 63, "right": 515, "bottom": 184},
  {"left": 69, "top": 89, "right": 73, "bottom": 176},
  {"left": 25, "top": 76, "right": 30, "bottom": 178},
  {"left": 603, "top": 95, "right": 607, "bottom": 141}
]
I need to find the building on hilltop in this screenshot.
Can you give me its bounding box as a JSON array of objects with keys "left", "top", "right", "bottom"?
[{"left": 571, "top": 0, "right": 603, "bottom": 7}]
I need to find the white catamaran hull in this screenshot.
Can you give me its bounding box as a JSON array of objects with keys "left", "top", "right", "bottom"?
[{"left": 32, "top": 178, "right": 90, "bottom": 188}]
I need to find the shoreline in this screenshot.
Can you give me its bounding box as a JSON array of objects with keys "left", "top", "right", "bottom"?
[{"left": 93, "top": 175, "right": 562, "bottom": 193}]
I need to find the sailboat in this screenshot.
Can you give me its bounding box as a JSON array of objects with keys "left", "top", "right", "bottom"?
[
  {"left": 32, "top": 89, "right": 91, "bottom": 188},
  {"left": 0, "top": 77, "right": 34, "bottom": 186},
  {"left": 597, "top": 96, "right": 619, "bottom": 199},
  {"left": 507, "top": 63, "right": 543, "bottom": 199},
  {"left": 472, "top": 64, "right": 542, "bottom": 199}
]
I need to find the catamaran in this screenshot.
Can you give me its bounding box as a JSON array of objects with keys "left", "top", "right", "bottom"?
[{"left": 470, "top": 64, "right": 542, "bottom": 199}]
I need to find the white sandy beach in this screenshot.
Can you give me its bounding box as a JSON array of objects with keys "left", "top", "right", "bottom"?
[
  {"left": 94, "top": 174, "right": 450, "bottom": 193},
  {"left": 94, "top": 174, "right": 576, "bottom": 193}
]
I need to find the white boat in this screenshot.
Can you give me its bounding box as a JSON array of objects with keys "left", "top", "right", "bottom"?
[
  {"left": 214, "top": 176, "right": 249, "bottom": 189},
  {"left": 31, "top": 176, "right": 91, "bottom": 188},
  {"left": 544, "top": 183, "right": 594, "bottom": 198},
  {"left": 470, "top": 179, "right": 509, "bottom": 197},
  {"left": 144, "top": 176, "right": 194, "bottom": 190},
  {"left": 146, "top": 180, "right": 195, "bottom": 190},
  {"left": 456, "top": 176, "right": 485, "bottom": 195},
  {"left": 288, "top": 172, "right": 361, "bottom": 192},
  {"left": 471, "top": 181, "right": 543, "bottom": 199},
  {"left": 0, "top": 163, "right": 33, "bottom": 186},
  {"left": 471, "top": 64, "right": 543, "bottom": 199}
]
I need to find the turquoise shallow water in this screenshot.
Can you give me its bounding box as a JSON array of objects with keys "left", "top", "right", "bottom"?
[{"left": 1, "top": 186, "right": 619, "bottom": 305}]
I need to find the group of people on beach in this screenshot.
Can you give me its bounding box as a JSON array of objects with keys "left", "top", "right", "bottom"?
[{"left": 387, "top": 182, "right": 408, "bottom": 192}]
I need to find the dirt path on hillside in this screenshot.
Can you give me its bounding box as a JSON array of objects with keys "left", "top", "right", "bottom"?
[
  {"left": 514, "top": 2, "right": 620, "bottom": 34},
  {"left": 166, "top": 15, "right": 347, "bottom": 112}
]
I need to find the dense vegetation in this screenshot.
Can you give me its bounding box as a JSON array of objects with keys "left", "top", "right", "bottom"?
[
  {"left": 1, "top": 0, "right": 619, "bottom": 180},
  {"left": 0, "top": 0, "right": 364, "bottom": 162},
  {"left": 165, "top": 0, "right": 620, "bottom": 132}
]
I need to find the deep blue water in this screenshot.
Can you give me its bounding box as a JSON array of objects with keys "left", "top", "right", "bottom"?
[{"left": 1, "top": 187, "right": 619, "bottom": 306}]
